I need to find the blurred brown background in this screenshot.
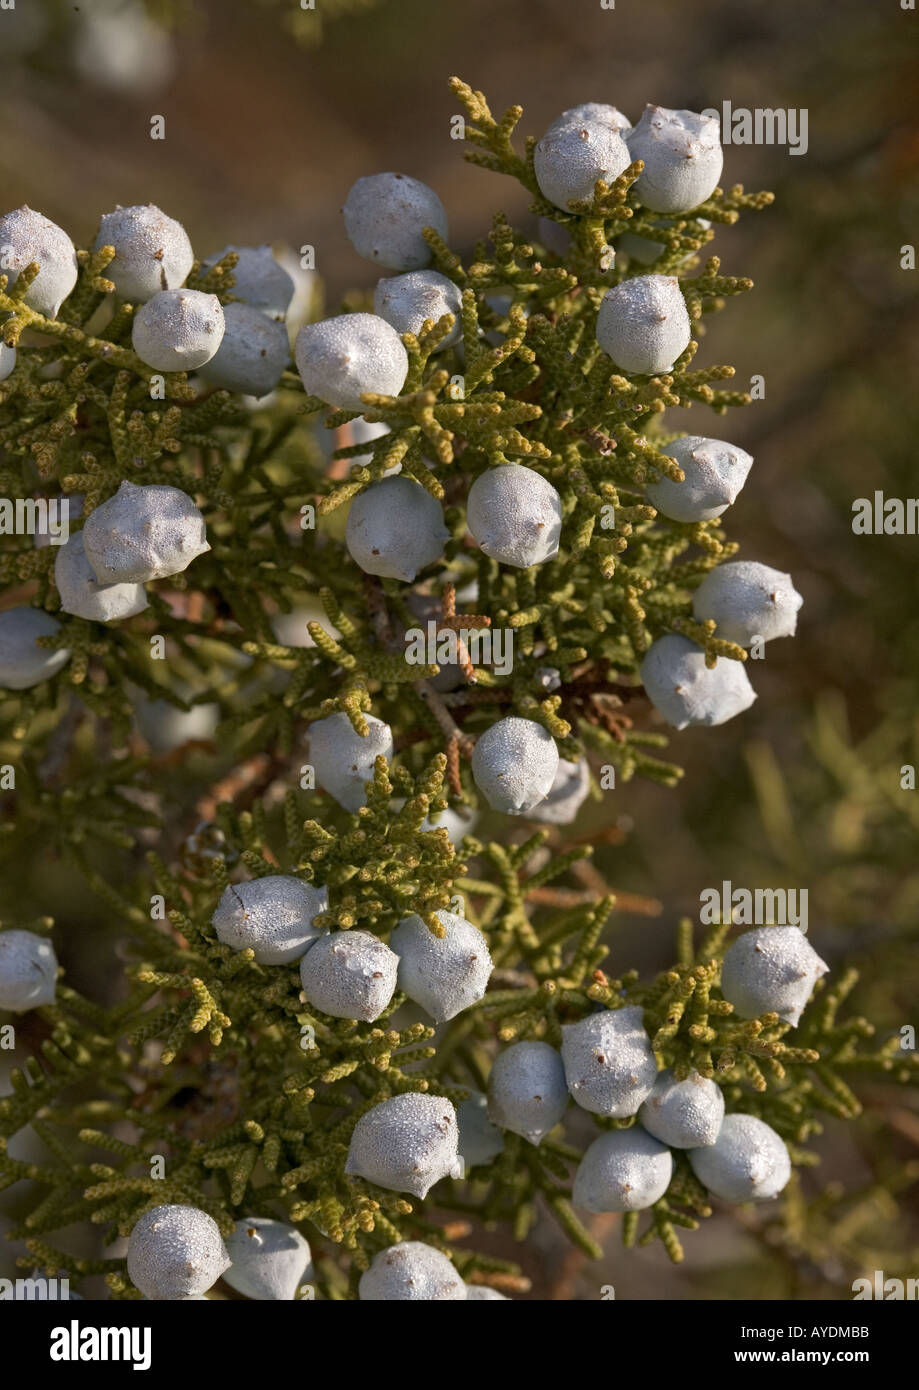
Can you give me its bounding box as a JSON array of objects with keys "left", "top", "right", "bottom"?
[{"left": 1, "top": 0, "right": 917, "bottom": 1298}]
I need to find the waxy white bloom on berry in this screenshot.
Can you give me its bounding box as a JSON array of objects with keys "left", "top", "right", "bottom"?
[
  {"left": 345, "top": 1093, "right": 460, "bottom": 1198},
  {"left": 640, "top": 634, "right": 756, "bottom": 729},
  {"left": 456, "top": 1092, "right": 505, "bottom": 1169},
  {"left": 390, "top": 909, "right": 493, "bottom": 1022},
  {"left": 223, "top": 1218, "right": 312, "bottom": 1301},
  {"left": 561, "top": 1006, "right": 658, "bottom": 1117},
  {"left": 308, "top": 711, "right": 394, "bottom": 813},
  {"left": 373, "top": 269, "right": 462, "bottom": 348},
  {"left": 343, "top": 173, "right": 448, "bottom": 271},
  {"left": 358, "top": 1242, "right": 465, "bottom": 1301},
  {"left": 638, "top": 1068, "right": 725, "bottom": 1148},
  {"left": 525, "top": 757, "right": 590, "bottom": 825},
  {"left": 81, "top": 481, "right": 209, "bottom": 584},
  {"left": 0, "top": 205, "right": 78, "bottom": 318},
  {"left": 720, "top": 926, "right": 828, "bottom": 1027},
  {"left": 627, "top": 105, "right": 723, "bottom": 214},
  {"left": 573, "top": 1127, "right": 673, "bottom": 1212},
  {"left": 202, "top": 244, "right": 295, "bottom": 319},
  {"left": 0, "top": 608, "right": 70, "bottom": 689},
  {"left": 212, "top": 875, "right": 328, "bottom": 965},
  {"left": 487, "top": 1040, "right": 569, "bottom": 1146},
  {"left": 295, "top": 312, "right": 408, "bottom": 410},
  {"left": 132, "top": 289, "right": 225, "bottom": 372},
  {"left": 345, "top": 475, "right": 449, "bottom": 582},
  {"left": 95, "top": 204, "right": 193, "bottom": 301},
  {"left": 466, "top": 463, "right": 563, "bottom": 568},
  {"left": 692, "top": 560, "right": 803, "bottom": 646},
  {"left": 0, "top": 929, "right": 58, "bottom": 1012},
  {"left": 55, "top": 531, "right": 148, "bottom": 622},
  {"left": 534, "top": 118, "right": 631, "bottom": 211},
  {"left": 471, "top": 716, "right": 559, "bottom": 815},
  {"left": 199, "top": 302, "right": 289, "bottom": 397},
  {"left": 547, "top": 103, "right": 632, "bottom": 137},
  {"left": 299, "top": 929, "right": 398, "bottom": 1022},
  {"left": 689, "top": 1113, "right": 791, "bottom": 1203},
  {"left": 127, "top": 1205, "right": 230, "bottom": 1301},
  {"left": 646, "top": 435, "right": 753, "bottom": 522},
  {"left": 596, "top": 274, "right": 691, "bottom": 374}
]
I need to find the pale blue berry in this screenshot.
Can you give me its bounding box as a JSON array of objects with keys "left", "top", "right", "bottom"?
[
  {"left": 487, "top": 1040, "right": 569, "bottom": 1146},
  {"left": 638, "top": 1068, "right": 725, "bottom": 1148},
  {"left": 573, "top": 1126, "right": 673, "bottom": 1212},
  {"left": 640, "top": 634, "right": 756, "bottom": 729},
  {"left": 646, "top": 435, "right": 753, "bottom": 522},
  {"left": 692, "top": 560, "right": 803, "bottom": 646},
  {"left": 55, "top": 531, "right": 148, "bottom": 622},
  {"left": 373, "top": 269, "right": 462, "bottom": 349},
  {"left": 201, "top": 244, "right": 295, "bottom": 319},
  {"left": 525, "top": 757, "right": 590, "bottom": 825},
  {"left": 534, "top": 119, "right": 631, "bottom": 211},
  {"left": 0, "top": 929, "right": 58, "bottom": 1012},
  {"left": 345, "top": 1093, "right": 460, "bottom": 1198},
  {"left": 0, "top": 608, "right": 71, "bottom": 689},
  {"left": 198, "top": 302, "right": 289, "bottom": 397},
  {"left": 456, "top": 1092, "right": 505, "bottom": 1169},
  {"left": 299, "top": 929, "right": 398, "bottom": 1022},
  {"left": 81, "top": 481, "right": 209, "bottom": 584},
  {"left": 308, "top": 711, "right": 394, "bottom": 812},
  {"left": 95, "top": 204, "right": 193, "bottom": 302},
  {"left": 295, "top": 312, "right": 408, "bottom": 410},
  {"left": 127, "top": 1205, "right": 230, "bottom": 1301},
  {"left": 471, "top": 716, "right": 559, "bottom": 815},
  {"left": 465, "top": 1285, "right": 510, "bottom": 1300},
  {"left": 132, "top": 289, "right": 225, "bottom": 372},
  {"left": 223, "top": 1217, "right": 312, "bottom": 1301},
  {"left": 720, "top": 926, "right": 828, "bottom": 1027},
  {"left": 688, "top": 1113, "right": 791, "bottom": 1203},
  {"left": 596, "top": 274, "right": 691, "bottom": 374},
  {"left": 627, "top": 105, "right": 723, "bottom": 214},
  {"left": 390, "top": 909, "right": 493, "bottom": 1022},
  {"left": 561, "top": 1006, "right": 658, "bottom": 1117},
  {"left": 547, "top": 104, "right": 632, "bottom": 137},
  {"left": 346, "top": 475, "right": 448, "bottom": 582},
  {"left": 212, "top": 875, "right": 328, "bottom": 965},
  {"left": 131, "top": 685, "right": 219, "bottom": 753},
  {"left": 0, "top": 342, "right": 15, "bottom": 380},
  {"left": 343, "top": 173, "right": 448, "bottom": 272},
  {"left": 358, "top": 1241, "right": 465, "bottom": 1301},
  {"left": 0, "top": 206, "right": 78, "bottom": 318},
  {"left": 466, "top": 464, "right": 563, "bottom": 568}
]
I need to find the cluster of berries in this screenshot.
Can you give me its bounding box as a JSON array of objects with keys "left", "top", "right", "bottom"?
[
  {"left": 0, "top": 96, "right": 816, "bottom": 1301},
  {"left": 0, "top": 201, "right": 302, "bottom": 682},
  {"left": 0, "top": 905, "right": 827, "bottom": 1300}
]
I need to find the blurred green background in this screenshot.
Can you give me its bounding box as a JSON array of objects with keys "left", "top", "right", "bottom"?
[{"left": 1, "top": 0, "right": 917, "bottom": 1298}]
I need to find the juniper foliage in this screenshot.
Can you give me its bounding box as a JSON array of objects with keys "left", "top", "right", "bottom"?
[{"left": 1, "top": 78, "right": 915, "bottom": 1300}]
